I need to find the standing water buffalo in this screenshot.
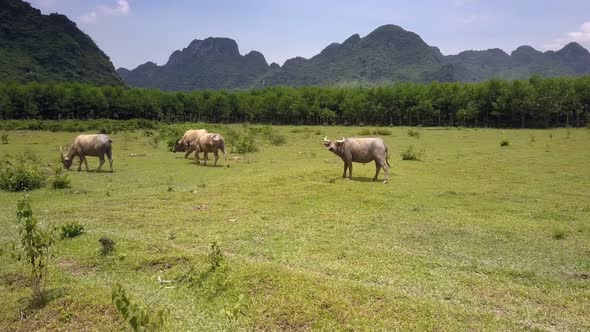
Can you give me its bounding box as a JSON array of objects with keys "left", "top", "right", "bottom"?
[
  {"left": 173, "top": 129, "right": 209, "bottom": 158},
  {"left": 323, "top": 136, "right": 390, "bottom": 183},
  {"left": 188, "top": 133, "right": 228, "bottom": 167},
  {"left": 60, "top": 134, "right": 113, "bottom": 172}
]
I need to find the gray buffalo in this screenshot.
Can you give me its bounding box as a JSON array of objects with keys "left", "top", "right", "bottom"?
[
  {"left": 173, "top": 129, "right": 209, "bottom": 158},
  {"left": 188, "top": 133, "right": 228, "bottom": 167},
  {"left": 60, "top": 134, "right": 113, "bottom": 172},
  {"left": 323, "top": 136, "right": 390, "bottom": 183}
]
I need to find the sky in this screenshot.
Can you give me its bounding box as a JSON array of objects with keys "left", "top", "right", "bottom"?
[{"left": 28, "top": 0, "right": 590, "bottom": 70}]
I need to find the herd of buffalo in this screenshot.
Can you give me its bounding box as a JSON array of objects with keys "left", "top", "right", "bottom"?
[{"left": 59, "top": 129, "right": 391, "bottom": 183}]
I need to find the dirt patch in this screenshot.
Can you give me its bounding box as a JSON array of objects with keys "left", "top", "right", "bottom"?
[
  {"left": 191, "top": 204, "right": 209, "bottom": 211},
  {"left": 0, "top": 272, "right": 31, "bottom": 290},
  {"left": 58, "top": 258, "right": 97, "bottom": 277},
  {"left": 134, "top": 256, "right": 190, "bottom": 271}
]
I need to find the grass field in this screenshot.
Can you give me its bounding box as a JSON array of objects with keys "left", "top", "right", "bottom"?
[{"left": 0, "top": 125, "right": 589, "bottom": 331}]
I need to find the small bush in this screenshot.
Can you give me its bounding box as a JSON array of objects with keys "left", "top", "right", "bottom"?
[
  {"left": 209, "top": 241, "right": 224, "bottom": 269},
  {"left": 500, "top": 139, "right": 510, "bottom": 147},
  {"left": 99, "top": 237, "right": 115, "bottom": 255},
  {"left": 400, "top": 145, "right": 422, "bottom": 161},
  {"left": 50, "top": 167, "right": 71, "bottom": 189},
  {"left": 59, "top": 222, "right": 84, "bottom": 239},
  {"left": 234, "top": 134, "right": 258, "bottom": 154},
  {"left": 269, "top": 133, "right": 286, "bottom": 146},
  {"left": 1, "top": 134, "right": 8, "bottom": 144},
  {"left": 0, "top": 154, "right": 46, "bottom": 192},
  {"left": 552, "top": 228, "right": 567, "bottom": 240},
  {"left": 358, "top": 128, "right": 372, "bottom": 136},
  {"left": 407, "top": 129, "right": 421, "bottom": 139},
  {"left": 112, "top": 283, "right": 169, "bottom": 332},
  {"left": 374, "top": 128, "right": 392, "bottom": 136}
]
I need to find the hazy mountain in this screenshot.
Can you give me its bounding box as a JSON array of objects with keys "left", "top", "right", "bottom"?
[
  {"left": 0, "top": 0, "right": 122, "bottom": 85},
  {"left": 116, "top": 37, "right": 270, "bottom": 91},
  {"left": 118, "top": 24, "right": 590, "bottom": 90}
]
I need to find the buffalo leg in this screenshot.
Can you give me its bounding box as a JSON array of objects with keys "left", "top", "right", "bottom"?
[
  {"left": 380, "top": 160, "right": 390, "bottom": 184},
  {"left": 97, "top": 155, "right": 105, "bottom": 172},
  {"left": 203, "top": 152, "right": 208, "bottom": 166},
  {"left": 373, "top": 160, "right": 381, "bottom": 181},
  {"left": 347, "top": 161, "right": 353, "bottom": 179},
  {"left": 195, "top": 152, "right": 200, "bottom": 165},
  {"left": 83, "top": 157, "right": 89, "bottom": 172},
  {"left": 213, "top": 151, "right": 219, "bottom": 166},
  {"left": 342, "top": 162, "right": 348, "bottom": 178},
  {"left": 184, "top": 149, "right": 192, "bottom": 158}
]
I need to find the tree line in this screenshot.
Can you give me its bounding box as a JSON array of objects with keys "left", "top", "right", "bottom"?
[{"left": 1, "top": 75, "right": 589, "bottom": 128}]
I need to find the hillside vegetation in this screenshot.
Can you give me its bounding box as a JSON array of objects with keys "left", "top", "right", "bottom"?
[{"left": 0, "top": 0, "right": 122, "bottom": 86}]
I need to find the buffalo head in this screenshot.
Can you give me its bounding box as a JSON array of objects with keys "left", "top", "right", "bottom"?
[
  {"left": 323, "top": 136, "right": 345, "bottom": 152},
  {"left": 60, "top": 146, "right": 73, "bottom": 170}
]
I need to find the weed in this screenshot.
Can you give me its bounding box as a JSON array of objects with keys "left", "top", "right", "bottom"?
[
  {"left": 149, "top": 135, "right": 161, "bottom": 149},
  {"left": 99, "top": 237, "right": 115, "bottom": 255},
  {"left": 209, "top": 241, "right": 224, "bottom": 269},
  {"left": 400, "top": 145, "right": 423, "bottom": 161},
  {"left": 0, "top": 153, "right": 46, "bottom": 192},
  {"left": 500, "top": 139, "right": 510, "bottom": 147},
  {"left": 529, "top": 135, "right": 536, "bottom": 143},
  {"left": 1, "top": 133, "right": 8, "bottom": 144},
  {"left": 112, "top": 283, "right": 169, "bottom": 332},
  {"left": 234, "top": 134, "right": 258, "bottom": 154},
  {"left": 59, "top": 222, "right": 84, "bottom": 239},
  {"left": 50, "top": 166, "right": 71, "bottom": 189},
  {"left": 269, "top": 133, "right": 287, "bottom": 146},
  {"left": 552, "top": 227, "right": 567, "bottom": 240},
  {"left": 408, "top": 129, "right": 421, "bottom": 139},
  {"left": 11, "top": 196, "right": 55, "bottom": 299},
  {"left": 221, "top": 294, "right": 248, "bottom": 329}
]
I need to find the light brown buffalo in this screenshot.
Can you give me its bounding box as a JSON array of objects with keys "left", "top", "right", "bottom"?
[
  {"left": 188, "top": 133, "right": 228, "bottom": 167},
  {"left": 173, "top": 129, "right": 209, "bottom": 158},
  {"left": 60, "top": 134, "right": 113, "bottom": 172},
  {"left": 323, "top": 136, "right": 390, "bottom": 183}
]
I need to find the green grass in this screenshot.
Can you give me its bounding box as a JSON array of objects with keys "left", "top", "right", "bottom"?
[{"left": 1, "top": 126, "right": 589, "bottom": 330}]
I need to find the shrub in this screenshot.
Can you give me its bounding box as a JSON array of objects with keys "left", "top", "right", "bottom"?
[
  {"left": 209, "top": 241, "right": 224, "bottom": 269},
  {"left": 99, "top": 237, "right": 115, "bottom": 255},
  {"left": 234, "top": 134, "right": 258, "bottom": 154},
  {"left": 50, "top": 167, "right": 71, "bottom": 189},
  {"left": 0, "top": 154, "right": 46, "bottom": 192},
  {"left": 59, "top": 222, "right": 84, "bottom": 239},
  {"left": 11, "top": 196, "right": 55, "bottom": 300},
  {"left": 112, "top": 283, "right": 169, "bottom": 332},
  {"left": 374, "top": 128, "right": 392, "bottom": 136},
  {"left": 407, "top": 129, "right": 421, "bottom": 138},
  {"left": 500, "top": 139, "right": 510, "bottom": 147},
  {"left": 1, "top": 134, "right": 8, "bottom": 144},
  {"left": 269, "top": 133, "right": 287, "bottom": 146},
  {"left": 358, "top": 128, "right": 372, "bottom": 136},
  {"left": 400, "top": 145, "right": 422, "bottom": 161}
]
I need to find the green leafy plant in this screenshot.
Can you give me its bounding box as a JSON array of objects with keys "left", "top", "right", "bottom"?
[
  {"left": 99, "top": 236, "right": 115, "bottom": 255},
  {"left": 50, "top": 166, "right": 71, "bottom": 189},
  {"left": 11, "top": 196, "right": 55, "bottom": 300},
  {"left": 59, "top": 221, "right": 84, "bottom": 239},
  {"left": 234, "top": 134, "right": 258, "bottom": 154},
  {"left": 0, "top": 153, "right": 46, "bottom": 192},
  {"left": 112, "top": 283, "right": 169, "bottom": 332},
  {"left": 500, "top": 139, "right": 510, "bottom": 147},
  {"left": 221, "top": 294, "right": 248, "bottom": 329},
  {"left": 407, "top": 129, "right": 421, "bottom": 139},
  {"left": 269, "top": 133, "right": 287, "bottom": 146},
  {"left": 400, "top": 145, "right": 422, "bottom": 161},
  {"left": 209, "top": 241, "right": 224, "bottom": 269},
  {"left": 1, "top": 133, "right": 8, "bottom": 144}
]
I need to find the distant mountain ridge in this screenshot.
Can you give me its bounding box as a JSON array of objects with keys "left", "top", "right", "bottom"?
[
  {"left": 0, "top": 0, "right": 122, "bottom": 85},
  {"left": 115, "top": 25, "right": 590, "bottom": 90}
]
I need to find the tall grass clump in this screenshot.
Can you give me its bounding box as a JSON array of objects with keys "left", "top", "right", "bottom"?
[
  {"left": 11, "top": 196, "right": 55, "bottom": 301},
  {"left": 59, "top": 222, "right": 84, "bottom": 239},
  {"left": 400, "top": 145, "right": 423, "bottom": 161},
  {"left": 358, "top": 128, "right": 372, "bottom": 136},
  {"left": 50, "top": 166, "right": 71, "bottom": 189},
  {"left": 500, "top": 139, "right": 510, "bottom": 147},
  {"left": 408, "top": 129, "right": 421, "bottom": 138},
  {"left": 112, "top": 283, "right": 169, "bottom": 331},
  {"left": 269, "top": 133, "right": 287, "bottom": 146},
  {"left": 0, "top": 153, "right": 46, "bottom": 192}
]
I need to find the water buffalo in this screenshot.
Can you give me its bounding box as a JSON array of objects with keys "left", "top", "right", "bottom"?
[
  {"left": 60, "top": 134, "right": 113, "bottom": 172},
  {"left": 173, "top": 129, "right": 209, "bottom": 158},
  {"left": 188, "top": 133, "right": 228, "bottom": 167},
  {"left": 323, "top": 136, "right": 390, "bottom": 183}
]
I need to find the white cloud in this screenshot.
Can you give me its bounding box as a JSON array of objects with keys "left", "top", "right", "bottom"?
[
  {"left": 80, "top": 0, "right": 129, "bottom": 24},
  {"left": 544, "top": 21, "right": 590, "bottom": 50}
]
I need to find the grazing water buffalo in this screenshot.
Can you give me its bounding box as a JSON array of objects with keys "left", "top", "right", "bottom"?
[
  {"left": 60, "top": 134, "right": 113, "bottom": 172},
  {"left": 173, "top": 129, "right": 209, "bottom": 158},
  {"left": 188, "top": 133, "right": 228, "bottom": 167},
  {"left": 323, "top": 136, "right": 390, "bottom": 183}
]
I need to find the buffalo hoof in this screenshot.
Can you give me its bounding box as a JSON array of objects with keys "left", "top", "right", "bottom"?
[
  {"left": 227, "top": 165, "right": 230, "bottom": 168},
  {"left": 383, "top": 180, "right": 389, "bottom": 184}
]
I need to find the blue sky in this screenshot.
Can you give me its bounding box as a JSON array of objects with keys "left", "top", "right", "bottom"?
[{"left": 29, "top": 0, "right": 590, "bottom": 69}]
